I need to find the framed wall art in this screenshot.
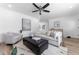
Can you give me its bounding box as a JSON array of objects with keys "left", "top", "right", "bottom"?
[
  {"left": 22, "top": 18, "right": 31, "bottom": 31},
  {"left": 54, "top": 21, "right": 60, "bottom": 28}
]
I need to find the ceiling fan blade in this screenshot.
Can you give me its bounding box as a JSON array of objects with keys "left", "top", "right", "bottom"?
[
  {"left": 43, "top": 10, "right": 50, "bottom": 12},
  {"left": 32, "top": 10, "right": 39, "bottom": 12},
  {"left": 42, "top": 3, "right": 49, "bottom": 9},
  {"left": 33, "top": 3, "right": 39, "bottom": 9}
]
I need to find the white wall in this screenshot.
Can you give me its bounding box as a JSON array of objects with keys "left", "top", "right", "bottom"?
[
  {"left": 49, "top": 16, "right": 79, "bottom": 38},
  {"left": 1, "top": 7, "right": 79, "bottom": 38},
  {"left": 0, "top": 7, "right": 40, "bottom": 34}
]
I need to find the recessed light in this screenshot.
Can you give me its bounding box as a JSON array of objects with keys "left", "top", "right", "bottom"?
[
  {"left": 8, "top": 4, "right": 12, "bottom": 8},
  {"left": 69, "top": 6, "right": 73, "bottom": 8}
]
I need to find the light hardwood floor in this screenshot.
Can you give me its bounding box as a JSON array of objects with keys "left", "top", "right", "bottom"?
[{"left": 64, "top": 38, "right": 79, "bottom": 55}]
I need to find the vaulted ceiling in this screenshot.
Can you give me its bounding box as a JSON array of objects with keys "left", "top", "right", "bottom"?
[{"left": 0, "top": 3, "right": 79, "bottom": 21}]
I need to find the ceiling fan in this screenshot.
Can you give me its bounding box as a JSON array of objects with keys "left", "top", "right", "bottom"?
[{"left": 32, "top": 3, "right": 50, "bottom": 15}]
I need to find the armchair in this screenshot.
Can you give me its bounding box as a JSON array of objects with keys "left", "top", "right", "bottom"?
[{"left": 0, "top": 32, "right": 22, "bottom": 44}]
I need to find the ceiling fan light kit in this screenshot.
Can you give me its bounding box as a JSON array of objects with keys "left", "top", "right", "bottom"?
[{"left": 32, "top": 3, "right": 50, "bottom": 15}]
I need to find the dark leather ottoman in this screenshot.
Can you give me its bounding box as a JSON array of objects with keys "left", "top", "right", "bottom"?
[{"left": 23, "top": 37, "right": 48, "bottom": 55}]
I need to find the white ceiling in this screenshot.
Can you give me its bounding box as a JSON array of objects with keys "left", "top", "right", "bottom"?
[{"left": 0, "top": 3, "right": 79, "bottom": 21}]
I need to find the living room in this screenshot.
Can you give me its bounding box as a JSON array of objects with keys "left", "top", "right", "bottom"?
[{"left": 0, "top": 3, "right": 79, "bottom": 55}]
